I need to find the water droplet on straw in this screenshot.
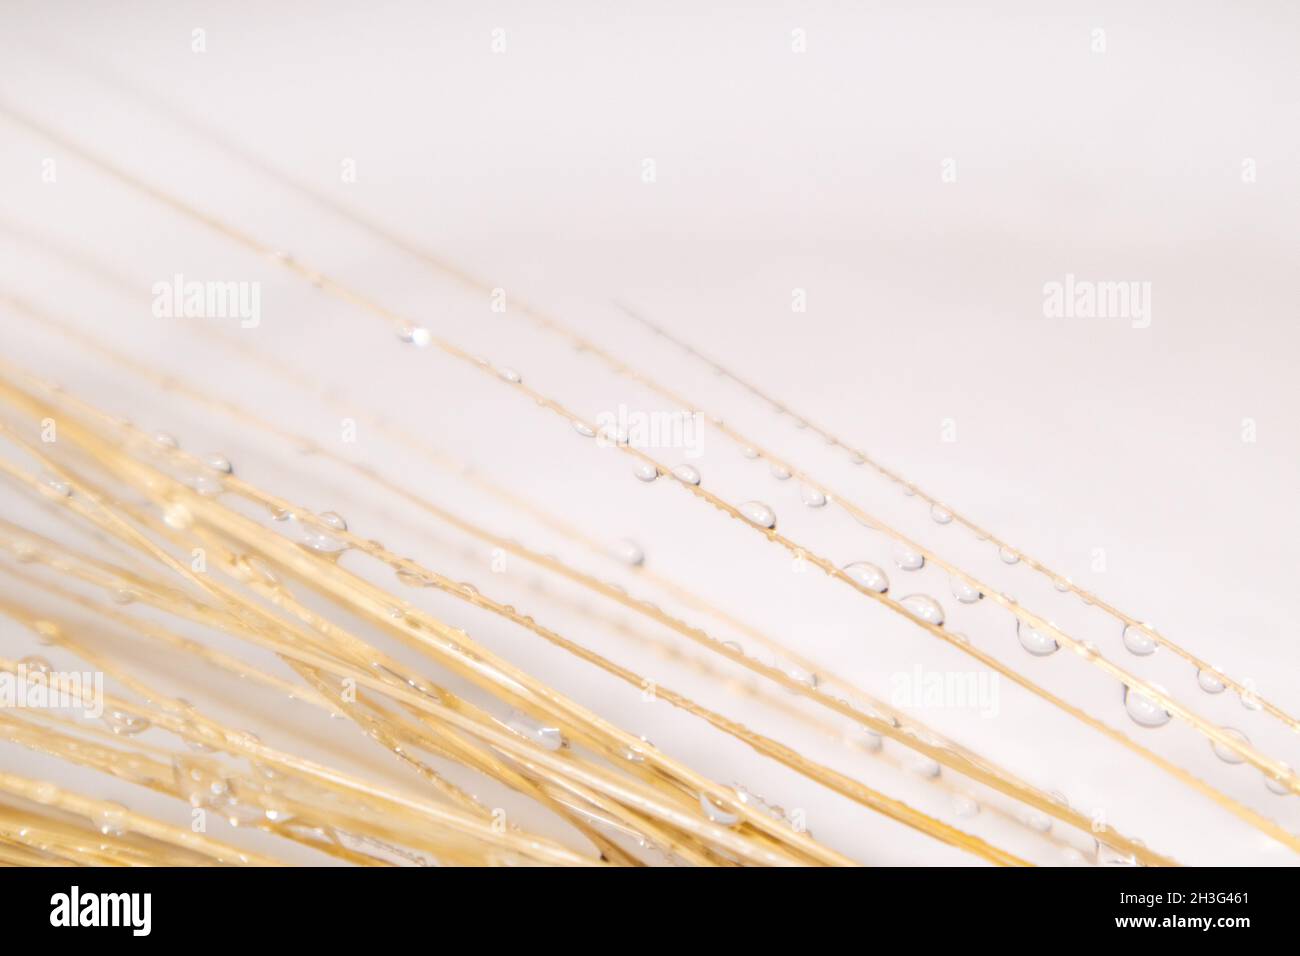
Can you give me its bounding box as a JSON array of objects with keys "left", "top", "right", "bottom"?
[
  {"left": 950, "top": 576, "right": 982, "bottom": 604},
  {"left": 104, "top": 710, "right": 151, "bottom": 737},
  {"left": 699, "top": 792, "right": 739, "bottom": 826},
  {"left": 1123, "top": 684, "right": 1171, "bottom": 728},
  {"left": 1211, "top": 727, "right": 1250, "bottom": 764},
  {"left": 204, "top": 454, "right": 233, "bottom": 474},
  {"left": 800, "top": 485, "right": 826, "bottom": 508},
  {"left": 738, "top": 501, "right": 776, "bottom": 529},
  {"left": 1016, "top": 618, "right": 1059, "bottom": 656},
  {"left": 611, "top": 540, "right": 644, "bottom": 567},
  {"left": 399, "top": 325, "right": 432, "bottom": 348},
  {"left": 301, "top": 511, "right": 349, "bottom": 553},
  {"left": 1197, "top": 668, "right": 1225, "bottom": 694},
  {"left": 1122, "top": 624, "right": 1157, "bottom": 656},
  {"left": 94, "top": 802, "right": 129, "bottom": 837},
  {"left": 843, "top": 561, "right": 888, "bottom": 593},
  {"left": 507, "top": 712, "right": 565, "bottom": 751},
  {"left": 1265, "top": 765, "right": 1292, "bottom": 796},
  {"left": 671, "top": 464, "right": 700, "bottom": 485},
  {"left": 893, "top": 544, "right": 924, "bottom": 571},
  {"left": 900, "top": 594, "right": 944, "bottom": 626},
  {"left": 909, "top": 755, "right": 941, "bottom": 778},
  {"left": 40, "top": 475, "right": 71, "bottom": 498}
]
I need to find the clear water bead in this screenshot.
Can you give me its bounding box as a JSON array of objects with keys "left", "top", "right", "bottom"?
[
  {"left": 187, "top": 472, "right": 224, "bottom": 496},
  {"left": 1196, "top": 669, "right": 1226, "bottom": 694},
  {"left": 769, "top": 463, "right": 792, "bottom": 480},
  {"left": 892, "top": 544, "right": 924, "bottom": 571},
  {"left": 1016, "top": 618, "right": 1059, "bottom": 656},
  {"left": 40, "top": 475, "right": 72, "bottom": 498},
  {"left": 900, "top": 594, "right": 944, "bottom": 626},
  {"left": 1123, "top": 684, "right": 1171, "bottom": 728},
  {"left": 94, "top": 802, "right": 129, "bottom": 837},
  {"left": 800, "top": 485, "right": 827, "bottom": 508},
  {"left": 1265, "top": 765, "right": 1292, "bottom": 796},
  {"left": 399, "top": 325, "right": 432, "bottom": 348},
  {"left": 173, "top": 758, "right": 231, "bottom": 807},
  {"left": 671, "top": 463, "right": 701, "bottom": 485},
  {"left": 930, "top": 504, "right": 953, "bottom": 524},
  {"left": 204, "top": 454, "right": 233, "bottom": 474},
  {"left": 1097, "top": 845, "right": 1139, "bottom": 867},
  {"left": 909, "top": 755, "right": 941, "bottom": 778},
  {"left": 1019, "top": 808, "right": 1053, "bottom": 833},
  {"left": 104, "top": 710, "right": 151, "bottom": 737},
  {"left": 507, "top": 712, "right": 565, "bottom": 751},
  {"left": 572, "top": 420, "right": 596, "bottom": 438},
  {"left": 699, "top": 792, "right": 739, "bottom": 826},
  {"left": 396, "top": 568, "right": 430, "bottom": 588},
  {"left": 497, "top": 367, "right": 522, "bottom": 384},
  {"left": 633, "top": 463, "right": 659, "bottom": 482},
  {"left": 843, "top": 561, "right": 888, "bottom": 594},
  {"left": 301, "top": 511, "right": 349, "bottom": 553},
  {"left": 998, "top": 546, "right": 1020, "bottom": 565},
  {"left": 950, "top": 576, "right": 982, "bottom": 604},
  {"left": 611, "top": 539, "right": 645, "bottom": 567},
  {"left": 1210, "top": 727, "right": 1250, "bottom": 764},
  {"left": 784, "top": 664, "right": 818, "bottom": 688},
  {"left": 739, "top": 501, "right": 776, "bottom": 529},
  {"left": 1122, "top": 624, "right": 1157, "bottom": 656}
]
